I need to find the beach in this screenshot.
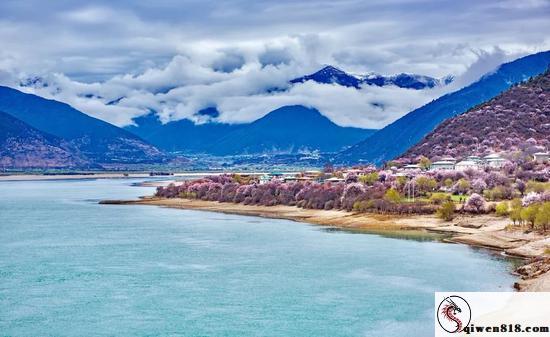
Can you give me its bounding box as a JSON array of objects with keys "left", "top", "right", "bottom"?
[{"left": 102, "top": 197, "right": 550, "bottom": 291}]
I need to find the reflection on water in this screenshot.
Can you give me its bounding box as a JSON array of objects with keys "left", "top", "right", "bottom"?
[{"left": 320, "top": 226, "right": 448, "bottom": 242}]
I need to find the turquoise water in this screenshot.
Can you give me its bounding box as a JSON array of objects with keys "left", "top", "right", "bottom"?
[{"left": 0, "top": 179, "right": 516, "bottom": 337}]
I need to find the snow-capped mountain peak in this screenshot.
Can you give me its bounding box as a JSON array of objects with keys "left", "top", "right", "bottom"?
[{"left": 291, "top": 66, "right": 453, "bottom": 90}]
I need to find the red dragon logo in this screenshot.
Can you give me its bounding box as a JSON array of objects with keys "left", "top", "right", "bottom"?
[{"left": 437, "top": 295, "right": 471, "bottom": 334}]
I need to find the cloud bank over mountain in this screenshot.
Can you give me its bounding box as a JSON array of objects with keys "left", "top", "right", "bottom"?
[{"left": 0, "top": 0, "right": 548, "bottom": 128}]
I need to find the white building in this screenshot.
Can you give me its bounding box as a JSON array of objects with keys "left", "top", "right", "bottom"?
[
  {"left": 455, "top": 160, "right": 480, "bottom": 171},
  {"left": 466, "top": 155, "right": 482, "bottom": 163},
  {"left": 440, "top": 156, "right": 457, "bottom": 163},
  {"left": 429, "top": 160, "right": 455, "bottom": 171},
  {"left": 483, "top": 153, "right": 506, "bottom": 168},
  {"left": 343, "top": 169, "right": 362, "bottom": 178},
  {"left": 403, "top": 164, "right": 421, "bottom": 171},
  {"left": 325, "top": 177, "right": 345, "bottom": 183},
  {"left": 534, "top": 152, "right": 549, "bottom": 162},
  {"left": 282, "top": 176, "right": 298, "bottom": 183}
]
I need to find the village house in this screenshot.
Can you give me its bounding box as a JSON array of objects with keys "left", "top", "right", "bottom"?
[
  {"left": 325, "top": 177, "right": 345, "bottom": 183},
  {"left": 534, "top": 152, "right": 549, "bottom": 162},
  {"left": 402, "top": 164, "right": 422, "bottom": 171},
  {"left": 440, "top": 156, "right": 457, "bottom": 163},
  {"left": 342, "top": 169, "right": 363, "bottom": 178},
  {"left": 454, "top": 160, "right": 480, "bottom": 171},
  {"left": 283, "top": 175, "right": 298, "bottom": 183},
  {"left": 483, "top": 153, "right": 506, "bottom": 168},
  {"left": 429, "top": 160, "right": 455, "bottom": 171},
  {"left": 466, "top": 155, "right": 482, "bottom": 163}
]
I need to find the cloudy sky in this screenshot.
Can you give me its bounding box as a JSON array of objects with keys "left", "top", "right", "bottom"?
[{"left": 0, "top": 0, "right": 549, "bottom": 128}]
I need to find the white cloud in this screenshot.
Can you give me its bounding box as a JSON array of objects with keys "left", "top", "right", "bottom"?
[
  {"left": 0, "top": 0, "right": 549, "bottom": 128},
  {"left": 4, "top": 44, "right": 544, "bottom": 129},
  {"left": 60, "top": 6, "right": 116, "bottom": 24},
  {"left": 446, "top": 47, "right": 511, "bottom": 90}
]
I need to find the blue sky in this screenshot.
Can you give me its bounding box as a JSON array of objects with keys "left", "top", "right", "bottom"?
[{"left": 0, "top": 0, "right": 549, "bottom": 127}]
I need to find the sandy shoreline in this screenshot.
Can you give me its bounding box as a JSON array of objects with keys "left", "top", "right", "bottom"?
[{"left": 101, "top": 197, "right": 550, "bottom": 291}]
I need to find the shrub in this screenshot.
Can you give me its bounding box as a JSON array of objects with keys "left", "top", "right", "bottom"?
[
  {"left": 414, "top": 176, "right": 437, "bottom": 195},
  {"left": 484, "top": 186, "right": 513, "bottom": 201},
  {"left": 471, "top": 178, "right": 487, "bottom": 194},
  {"left": 485, "top": 172, "right": 509, "bottom": 189},
  {"left": 515, "top": 180, "right": 526, "bottom": 195},
  {"left": 373, "top": 199, "right": 395, "bottom": 213},
  {"left": 436, "top": 201, "right": 455, "bottom": 221},
  {"left": 452, "top": 178, "right": 470, "bottom": 195},
  {"left": 396, "top": 175, "right": 408, "bottom": 188},
  {"left": 464, "top": 193, "right": 487, "bottom": 214},
  {"left": 358, "top": 172, "right": 379, "bottom": 185},
  {"left": 353, "top": 200, "right": 371, "bottom": 213},
  {"left": 384, "top": 188, "right": 401, "bottom": 203},
  {"left": 495, "top": 202, "right": 509, "bottom": 216},
  {"left": 418, "top": 156, "right": 431, "bottom": 170},
  {"left": 509, "top": 199, "right": 523, "bottom": 225},
  {"left": 341, "top": 183, "right": 367, "bottom": 211},
  {"left": 430, "top": 193, "right": 450, "bottom": 205},
  {"left": 522, "top": 192, "right": 542, "bottom": 206},
  {"left": 534, "top": 202, "right": 550, "bottom": 230},
  {"left": 521, "top": 204, "right": 540, "bottom": 228},
  {"left": 526, "top": 181, "right": 548, "bottom": 193},
  {"left": 345, "top": 173, "right": 358, "bottom": 183}
]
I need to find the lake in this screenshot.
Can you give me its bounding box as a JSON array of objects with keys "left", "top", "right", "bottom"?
[{"left": 0, "top": 179, "right": 517, "bottom": 337}]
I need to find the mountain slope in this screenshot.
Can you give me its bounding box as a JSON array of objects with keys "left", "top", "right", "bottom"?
[
  {"left": 125, "top": 112, "right": 241, "bottom": 153},
  {"left": 291, "top": 65, "right": 448, "bottom": 90},
  {"left": 0, "top": 86, "right": 165, "bottom": 163},
  {"left": 336, "top": 50, "right": 550, "bottom": 165},
  {"left": 0, "top": 111, "right": 92, "bottom": 169},
  {"left": 401, "top": 70, "right": 550, "bottom": 161},
  {"left": 207, "top": 105, "right": 376, "bottom": 155}
]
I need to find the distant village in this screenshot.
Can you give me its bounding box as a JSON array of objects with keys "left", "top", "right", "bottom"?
[
  {"left": 156, "top": 149, "right": 549, "bottom": 230},
  {"left": 254, "top": 152, "right": 550, "bottom": 185}
]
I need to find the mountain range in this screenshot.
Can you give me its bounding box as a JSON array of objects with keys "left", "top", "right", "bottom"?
[
  {"left": 207, "top": 106, "right": 375, "bottom": 155},
  {"left": 0, "top": 86, "right": 165, "bottom": 166},
  {"left": 335, "top": 50, "right": 550, "bottom": 165},
  {"left": 400, "top": 69, "right": 550, "bottom": 161},
  {"left": 0, "top": 111, "right": 93, "bottom": 169},
  {"left": 127, "top": 105, "right": 376, "bottom": 155},
  {"left": 125, "top": 111, "right": 242, "bottom": 153},
  {"left": 2, "top": 51, "right": 550, "bottom": 169},
  {"left": 290, "top": 65, "right": 452, "bottom": 90}
]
